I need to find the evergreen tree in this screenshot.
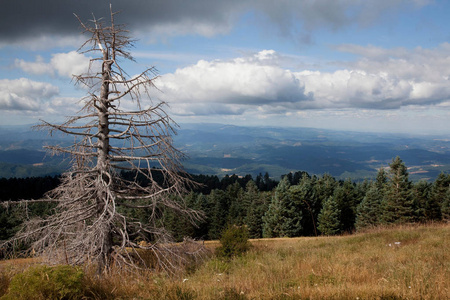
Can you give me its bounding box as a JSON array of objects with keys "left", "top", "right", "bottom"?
[
  {"left": 208, "top": 189, "right": 230, "bottom": 239},
  {"left": 355, "top": 182, "right": 383, "bottom": 230},
  {"left": 318, "top": 196, "right": 342, "bottom": 235},
  {"left": 334, "top": 179, "right": 358, "bottom": 233},
  {"left": 441, "top": 187, "right": 450, "bottom": 221},
  {"left": 262, "top": 177, "right": 291, "bottom": 237},
  {"left": 430, "top": 172, "right": 450, "bottom": 220},
  {"left": 227, "top": 182, "right": 245, "bottom": 225},
  {"left": 381, "top": 156, "right": 414, "bottom": 224},
  {"left": 412, "top": 181, "right": 432, "bottom": 222},
  {"left": 375, "top": 167, "right": 387, "bottom": 190},
  {"left": 244, "top": 181, "right": 267, "bottom": 238},
  {"left": 289, "top": 173, "right": 315, "bottom": 236}
]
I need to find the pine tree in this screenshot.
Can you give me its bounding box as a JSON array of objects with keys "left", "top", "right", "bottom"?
[
  {"left": 208, "top": 189, "right": 229, "bottom": 239},
  {"left": 355, "top": 182, "right": 383, "bottom": 230},
  {"left": 262, "top": 177, "right": 291, "bottom": 237},
  {"left": 412, "top": 181, "right": 432, "bottom": 222},
  {"left": 244, "top": 181, "right": 266, "bottom": 239},
  {"left": 441, "top": 187, "right": 450, "bottom": 221},
  {"left": 430, "top": 172, "right": 450, "bottom": 220},
  {"left": 289, "top": 173, "right": 315, "bottom": 236},
  {"left": 334, "top": 179, "right": 357, "bottom": 233},
  {"left": 381, "top": 156, "right": 414, "bottom": 224},
  {"left": 318, "top": 196, "right": 342, "bottom": 235}
]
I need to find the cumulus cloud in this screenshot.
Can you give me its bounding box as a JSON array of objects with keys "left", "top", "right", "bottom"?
[
  {"left": 0, "top": 0, "right": 429, "bottom": 47},
  {"left": 156, "top": 50, "right": 312, "bottom": 116},
  {"left": 156, "top": 46, "right": 450, "bottom": 116},
  {"left": 0, "top": 78, "right": 59, "bottom": 111},
  {"left": 15, "top": 51, "right": 91, "bottom": 78}
]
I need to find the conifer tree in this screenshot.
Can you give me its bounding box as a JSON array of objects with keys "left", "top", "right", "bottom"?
[
  {"left": 412, "top": 181, "right": 432, "bottom": 222},
  {"left": 334, "top": 179, "right": 357, "bottom": 233},
  {"left": 381, "top": 156, "right": 414, "bottom": 224},
  {"left": 244, "top": 181, "right": 266, "bottom": 238},
  {"left": 441, "top": 187, "right": 450, "bottom": 221},
  {"left": 355, "top": 168, "right": 386, "bottom": 230},
  {"left": 355, "top": 182, "right": 383, "bottom": 230},
  {"left": 208, "top": 189, "right": 229, "bottom": 239},
  {"left": 318, "top": 196, "right": 342, "bottom": 235},
  {"left": 430, "top": 172, "right": 450, "bottom": 220},
  {"left": 289, "top": 173, "right": 315, "bottom": 236},
  {"left": 262, "top": 177, "right": 290, "bottom": 237}
]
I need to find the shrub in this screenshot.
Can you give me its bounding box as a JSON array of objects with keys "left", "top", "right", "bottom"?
[
  {"left": 1, "top": 265, "right": 84, "bottom": 300},
  {"left": 215, "top": 225, "right": 250, "bottom": 259}
]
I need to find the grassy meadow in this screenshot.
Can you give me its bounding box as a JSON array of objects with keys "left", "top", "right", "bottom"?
[{"left": 1, "top": 223, "right": 449, "bottom": 299}]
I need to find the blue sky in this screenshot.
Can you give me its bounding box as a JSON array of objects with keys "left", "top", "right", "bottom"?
[{"left": 1, "top": 0, "right": 450, "bottom": 134}]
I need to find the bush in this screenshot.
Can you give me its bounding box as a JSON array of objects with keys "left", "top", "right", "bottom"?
[
  {"left": 216, "top": 225, "right": 250, "bottom": 259},
  {"left": 1, "top": 265, "right": 84, "bottom": 300}
]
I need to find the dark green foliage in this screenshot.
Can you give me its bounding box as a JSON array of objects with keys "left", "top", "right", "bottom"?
[
  {"left": 0, "top": 176, "right": 60, "bottom": 202},
  {"left": 412, "top": 180, "right": 433, "bottom": 222},
  {"left": 430, "top": 172, "right": 450, "bottom": 220},
  {"left": 227, "top": 182, "right": 246, "bottom": 225},
  {"left": 441, "top": 187, "right": 450, "bottom": 221},
  {"left": 317, "top": 196, "right": 342, "bottom": 235},
  {"left": 1, "top": 265, "right": 84, "bottom": 300},
  {"left": 262, "top": 177, "right": 292, "bottom": 238},
  {"left": 0, "top": 206, "right": 22, "bottom": 241},
  {"left": 216, "top": 225, "right": 250, "bottom": 259},
  {"left": 1, "top": 159, "right": 449, "bottom": 243},
  {"left": 355, "top": 182, "right": 383, "bottom": 230},
  {"left": 334, "top": 179, "right": 358, "bottom": 233},
  {"left": 381, "top": 156, "right": 414, "bottom": 224},
  {"left": 244, "top": 181, "right": 268, "bottom": 239},
  {"left": 289, "top": 174, "right": 318, "bottom": 236},
  {"left": 208, "top": 189, "right": 230, "bottom": 240}
]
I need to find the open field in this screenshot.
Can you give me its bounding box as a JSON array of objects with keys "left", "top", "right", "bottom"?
[{"left": 1, "top": 223, "right": 449, "bottom": 299}]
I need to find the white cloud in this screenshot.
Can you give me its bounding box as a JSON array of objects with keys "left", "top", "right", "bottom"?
[
  {"left": 156, "top": 50, "right": 311, "bottom": 116},
  {"left": 0, "top": 78, "right": 59, "bottom": 111},
  {"left": 15, "top": 51, "right": 91, "bottom": 78},
  {"left": 155, "top": 45, "right": 450, "bottom": 117}
]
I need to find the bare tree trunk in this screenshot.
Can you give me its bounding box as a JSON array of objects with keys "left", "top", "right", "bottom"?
[
  {"left": 1, "top": 7, "right": 206, "bottom": 274},
  {"left": 96, "top": 48, "right": 112, "bottom": 272}
]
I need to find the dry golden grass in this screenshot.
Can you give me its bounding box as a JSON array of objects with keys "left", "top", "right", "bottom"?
[
  {"left": 183, "top": 223, "right": 449, "bottom": 299},
  {"left": 1, "top": 223, "right": 448, "bottom": 299}
]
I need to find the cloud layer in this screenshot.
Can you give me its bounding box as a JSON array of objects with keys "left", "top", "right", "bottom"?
[
  {"left": 15, "top": 51, "right": 90, "bottom": 77},
  {"left": 0, "top": 78, "right": 59, "bottom": 111},
  {"left": 157, "top": 45, "right": 450, "bottom": 116}
]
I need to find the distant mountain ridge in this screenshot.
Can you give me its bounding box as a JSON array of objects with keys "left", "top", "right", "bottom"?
[{"left": 0, "top": 123, "right": 449, "bottom": 181}]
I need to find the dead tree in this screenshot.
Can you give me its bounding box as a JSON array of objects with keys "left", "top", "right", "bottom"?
[{"left": 1, "top": 8, "right": 204, "bottom": 273}]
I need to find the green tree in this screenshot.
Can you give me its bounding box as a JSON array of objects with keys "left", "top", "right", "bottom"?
[
  {"left": 227, "top": 182, "right": 246, "bottom": 225},
  {"left": 289, "top": 173, "right": 315, "bottom": 236},
  {"left": 262, "top": 177, "right": 291, "bottom": 237},
  {"left": 244, "top": 181, "right": 267, "bottom": 239},
  {"left": 334, "top": 179, "right": 358, "bottom": 233},
  {"left": 412, "top": 181, "right": 432, "bottom": 222},
  {"left": 441, "top": 187, "right": 450, "bottom": 221},
  {"left": 355, "top": 182, "right": 383, "bottom": 230},
  {"left": 430, "top": 172, "right": 450, "bottom": 220},
  {"left": 208, "top": 189, "right": 230, "bottom": 239},
  {"left": 381, "top": 156, "right": 414, "bottom": 224},
  {"left": 318, "top": 196, "right": 342, "bottom": 235}
]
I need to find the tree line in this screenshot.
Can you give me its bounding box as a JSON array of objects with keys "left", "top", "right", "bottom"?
[{"left": 1, "top": 156, "right": 449, "bottom": 242}]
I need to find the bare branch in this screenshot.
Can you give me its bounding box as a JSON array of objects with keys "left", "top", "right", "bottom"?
[{"left": 2, "top": 7, "right": 204, "bottom": 275}]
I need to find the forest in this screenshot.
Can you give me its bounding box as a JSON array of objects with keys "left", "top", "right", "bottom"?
[{"left": 1, "top": 156, "right": 449, "bottom": 244}]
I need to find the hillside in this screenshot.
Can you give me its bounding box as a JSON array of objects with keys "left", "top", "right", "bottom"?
[
  {"left": 1, "top": 123, "right": 450, "bottom": 180},
  {"left": 1, "top": 224, "right": 448, "bottom": 299}
]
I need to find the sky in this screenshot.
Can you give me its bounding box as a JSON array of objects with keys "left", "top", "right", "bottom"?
[{"left": 1, "top": 0, "right": 450, "bottom": 135}]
